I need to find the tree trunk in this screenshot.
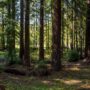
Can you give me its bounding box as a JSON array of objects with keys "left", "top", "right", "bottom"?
[
  {"left": 1, "top": 8, "right": 5, "bottom": 50},
  {"left": 11, "top": 0, "right": 15, "bottom": 50},
  {"left": 20, "top": 0, "right": 25, "bottom": 64},
  {"left": 24, "top": 0, "right": 30, "bottom": 67},
  {"left": 52, "top": 0, "right": 62, "bottom": 71},
  {"left": 39, "top": 0, "right": 44, "bottom": 60},
  {"left": 85, "top": 2, "right": 90, "bottom": 61}
]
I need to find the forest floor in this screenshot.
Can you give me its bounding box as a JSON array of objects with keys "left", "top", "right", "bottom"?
[{"left": 0, "top": 63, "right": 90, "bottom": 90}]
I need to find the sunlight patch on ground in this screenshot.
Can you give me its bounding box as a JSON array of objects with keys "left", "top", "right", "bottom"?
[
  {"left": 61, "top": 79, "right": 82, "bottom": 85},
  {"left": 65, "top": 67, "right": 80, "bottom": 71},
  {"left": 42, "top": 80, "right": 52, "bottom": 85},
  {"left": 80, "top": 84, "right": 90, "bottom": 89},
  {"left": 70, "top": 67, "right": 80, "bottom": 71},
  {"left": 55, "top": 79, "right": 82, "bottom": 85},
  {"left": 53, "top": 78, "right": 82, "bottom": 85}
]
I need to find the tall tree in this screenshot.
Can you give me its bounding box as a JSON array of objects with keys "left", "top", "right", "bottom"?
[
  {"left": 11, "top": 0, "right": 16, "bottom": 50},
  {"left": 6, "top": 0, "right": 16, "bottom": 63},
  {"left": 20, "top": 0, "right": 25, "bottom": 64},
  {"left": 24, "top": 0, "right": 31, "bottom": 66},
  {"left": 52, "top": 0, "right": 62, "bottom": 71},
  {"left": 39, "top": 0, "right": 44, "bottom": 60},
  {"left": 85, "top": 0, "right": 90, "bottom": 61},
  {"left": 1, "top": 7, "right": 5, "bottom": 50}
]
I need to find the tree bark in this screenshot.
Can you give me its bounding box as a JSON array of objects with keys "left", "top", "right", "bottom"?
[
  {"left": 39, "top": 0, "right": 44, "bottom": 60},
  {"left": 85, "top": 3, "right": 90, "bottom": 61},
  {"left": 24, "top": 0, "right": 30, "bottom": 67},
  {"left": 20, "top": 0, "right": 25, "bottom": 64},
  {"left": 52, "top": 0, "right": 62, "bottom": 71}
]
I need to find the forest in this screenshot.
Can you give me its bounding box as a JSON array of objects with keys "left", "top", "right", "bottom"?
[{"left": 0, "top": 0, "right": 90, "bottom": 90}]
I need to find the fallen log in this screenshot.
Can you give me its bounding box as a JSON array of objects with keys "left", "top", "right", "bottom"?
[{"left": 4, "top": 68, "right": 26, "bottom": 76}]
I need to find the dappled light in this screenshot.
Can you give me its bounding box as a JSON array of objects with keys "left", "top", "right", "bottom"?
[
  {"left": 42, "top": 80, "right": 52, "bottom": 85},
  {"left": 80, "top": 84, "right": 90, "bottom": 89},
  {"left": 65, "top": 67, "right": 80, "bottom": 71},
  {"left": 0, "top": 65, "right": 90, "bottom": 90},
  {"left": 53, "top": 78, "right": 82, "bottom": 85},
  {"left": 61, "top": 79, "right": 82, "bottom": 85},
  {"left": 0, "top": 0, "right": 90, "bottom": 90}
]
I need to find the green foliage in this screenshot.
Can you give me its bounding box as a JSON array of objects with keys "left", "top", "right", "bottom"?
[
  {"left": 66, "top": 49, "right": 80, "bottom": 62},
  {"left": 34, "top": 61, "right": 49, "bottom": 76},
  {"left": 8, "top": 57, "right": 21, "bottom": 65},
  {"left": 36, "top": 60, "right": 47, "bottom": 69},
  {"left": 30, "top": 47, "right": 38, "bottom": 52},
  {"left": 4, "top": 15, "right": 17, "bottom": 64},
  {"left": 5, "top": 50, "right": 21, "bottom": 65}
]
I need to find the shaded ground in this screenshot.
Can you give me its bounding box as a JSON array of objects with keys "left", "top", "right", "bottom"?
[
  {"left": 0, "top": 64, "right": 90, "bottom": 90},
  {"left": 0, "top": 51, "right": 90, "bottom": 90}
]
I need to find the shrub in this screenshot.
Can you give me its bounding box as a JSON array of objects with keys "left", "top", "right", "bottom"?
[
  {"left": 36, "top": 61, "right": 47, "bottom": 71},
  {"left": 7, "top": 56, "right": 21, "bottom": 65},
  {"left": 9, "top": 59, "right": 21, "bottom": 65},
  {"left": 67, "top": 49, "right": 80, "bottom": 62},
  {"left": 34, "top": 61, "right": 50, "bottom": 76}
]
